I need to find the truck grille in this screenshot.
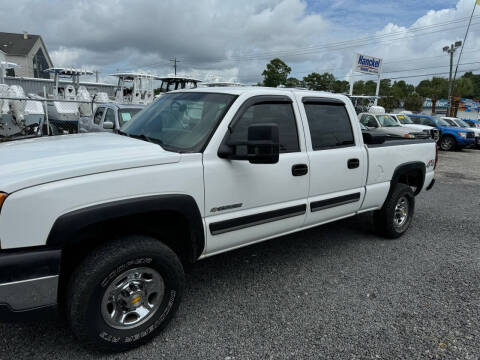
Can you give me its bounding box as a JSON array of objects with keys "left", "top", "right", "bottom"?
[
  {"left": 424, "top": 129, "right": 440, "bottom": 141},
  {"left": 467, "top": 132, "right": 474, "bottom": 138}
]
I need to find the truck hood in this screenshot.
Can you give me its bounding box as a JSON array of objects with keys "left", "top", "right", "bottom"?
[
  {"left": 0, "top": 133, "right": 181, "bottom": 193},
  {"left": 401, "top": 124, "right": 434, "bottom": 131},
  {"left": 376, "top": 127, "right": 417, "bottom": 137}
]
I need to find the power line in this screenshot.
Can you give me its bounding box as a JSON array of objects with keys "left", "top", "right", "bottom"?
[
  {"left": 178, "top": 17, "right": 480, "bottom": 64},
  {"left": 127, "top": 15, "right": 480, "bottom": 72},
  {"left": 348, "top": 68, "right": 480, "bottom": 81},
  {"left": 116, "top": 13, "right": 480, "bottom": 84},
  {"left": 289, "top": 49, "right": 480, "bottom": 77}
]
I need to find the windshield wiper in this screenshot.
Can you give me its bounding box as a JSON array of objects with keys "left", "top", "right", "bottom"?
[
  {"left": 132, "top": 133, "right": 163, "bottom": 145},
  {"left": 119, "top": 131, "right": 164, "bottom": 146}
]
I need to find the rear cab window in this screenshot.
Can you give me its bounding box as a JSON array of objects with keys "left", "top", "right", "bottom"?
[{"left": 302, "top": 98, "right": 355, "bottom": 150}]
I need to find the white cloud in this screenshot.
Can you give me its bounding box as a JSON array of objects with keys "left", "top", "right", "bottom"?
[{"left": 1, "top": 0, "right": 479, "bottom": 85}]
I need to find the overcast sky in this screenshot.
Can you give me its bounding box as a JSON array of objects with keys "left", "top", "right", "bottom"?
[{"left": 1, "top": 0, "right": 479, "bottom": 85}]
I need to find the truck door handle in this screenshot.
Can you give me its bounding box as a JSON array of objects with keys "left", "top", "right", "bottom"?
[
  {"left": 347, "top": 159, "right": 360, "bottom": 169},
  {"left": 292, "top": 164, "right": 308, "bottom": 176}
]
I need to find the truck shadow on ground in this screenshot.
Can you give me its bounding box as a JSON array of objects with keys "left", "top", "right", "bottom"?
[{"left": 0, "top": 213, "right": 378, "bottom": 358}]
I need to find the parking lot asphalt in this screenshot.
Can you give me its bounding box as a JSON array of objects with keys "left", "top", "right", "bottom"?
[{"left": 1, "top": 149, "right": 479, "bottom": 360}]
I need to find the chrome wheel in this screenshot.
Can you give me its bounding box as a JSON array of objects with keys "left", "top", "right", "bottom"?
[
  {"left": 441, "top": 136, "right": 454, "bottom": 150},
  {"left": 393, "top": 196, "right": 409, "bottom": 228},
  {"left": 101, "top": 267, "right": 164, "bottom": 330}
]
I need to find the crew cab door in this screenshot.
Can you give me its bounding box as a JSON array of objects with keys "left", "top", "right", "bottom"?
[
  {"left": 297, "top": 96, "right": 367, "bottom": 226},
  {"left": 203, "top": 94, "right": 309, "bottom": 255}
]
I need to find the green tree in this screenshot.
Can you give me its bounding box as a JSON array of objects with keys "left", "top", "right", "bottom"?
[
  {"left": 451, "top": 77, "right": 474, "bottom": 116},
  {"left": 352, "top": 80, "right": 365, "bottom": 95},
  {"left": 404, "top": 94, "right": 424, "bottom": 112},
  {"left": 415, "top": 77, "right": 448, "bottom": 114},
  {"left": 452, "top": 77, "right": 473, "bottom": 98},
  {"left": 364, "top": 80, "right": 377, "bottom": 96},
  {"left": 285, "top": 77, "right": 304, "bottom": 88},
  {"left": 303, "top": 72, "right": 336, "bottom": 91},
  {"left": 378, "top": 97, "right": 399, "bottom": 112},
  {"left": 262, "top": 58, "right": 291, "bottom": 87},
  {"left": 332, "top": 80, "right": 350, "bottom": 94},
  {"left": 462, "top": 72, "right": 480, "bottom": 98},
  {"left": 391, "top": 80, "right": 413, "bottom": 102},
  {"left": 379, "top": 79, "right": 392, "bottom": 97}
]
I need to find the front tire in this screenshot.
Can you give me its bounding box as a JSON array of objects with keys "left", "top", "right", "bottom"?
[
  {"left": 439, "top": 135, "right": 456, "bottom": 151},
  {"left": 374, "top": 184, "right": 415, "bottom": 239},
  {"left": 66, "top": 235, "right": 185, "bottom": 352}
]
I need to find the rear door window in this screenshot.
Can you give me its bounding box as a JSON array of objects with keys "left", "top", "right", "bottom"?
[{"left": 304, "top": 103, "right": 355, "bottom": 150}]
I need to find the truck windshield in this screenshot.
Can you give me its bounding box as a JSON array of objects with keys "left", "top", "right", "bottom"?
[
  {"left": 118, "top": 108, "right": 142, "bottom": 127},
  {"left": 377, "top": 115, "right": 400, "bottom": 127},
  {"left": 120, "top": 92, "right": 237, "bottom": 152},
  {"left": 396, "top": 114, "right": 414, "bottom": 124},
  {"left": 435, "top": 117, "right": 451, "bottom": 127},
  {"left": 454, "top": 119, "right": 469, "bottom": 128},
  {"left": 443, "top": 119, "right": 457, "bottom": 127}
]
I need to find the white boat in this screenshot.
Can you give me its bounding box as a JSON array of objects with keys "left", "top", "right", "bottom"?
[
  {"left": 44, "top": 67, "right": 94, "bottom": 134},
  {"left": 110, "top": 72, "right": 162, "bottom": 105},
  {"left": 156, "top": 75, "right": 201, "bottom": 95},
  {"left": 0, "top": 62, "right": 45, "bottom": 140}
]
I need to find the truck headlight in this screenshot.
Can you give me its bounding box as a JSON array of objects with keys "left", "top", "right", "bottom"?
[
  {"left": 404, "top": 133, "right": 415, "bottom": 139},
  {"left": 0, "top": 193, "right": 7, "bottom": 214},
  {"left": 458, "top": 132, "right": 467, "bottom": 138}
]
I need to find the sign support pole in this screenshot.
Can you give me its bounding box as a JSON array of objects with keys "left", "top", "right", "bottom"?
[{"left": 374, "top": 73, "right": 380, "bottom": 106}]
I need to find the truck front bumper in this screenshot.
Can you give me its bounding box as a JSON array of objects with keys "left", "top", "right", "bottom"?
[{"left": 0, "top": 248, "right": 60, "bottom": 321}]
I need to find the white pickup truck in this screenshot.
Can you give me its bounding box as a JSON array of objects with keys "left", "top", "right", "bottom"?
[{"left": 0, "top": 88, "right": 436, "bottom": 351}]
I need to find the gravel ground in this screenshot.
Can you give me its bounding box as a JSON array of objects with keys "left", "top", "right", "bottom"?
[{"left": 1, "top": 149, "right": 479, "bottom": 360}]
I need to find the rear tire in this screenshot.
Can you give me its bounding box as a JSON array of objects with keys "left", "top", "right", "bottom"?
[
  {"left": 439, "top": 135, "right": 456, "bottom": 151},
  {"left": 66, "top": 235, "right": 185, "bottom": 352},
  {"left": 374, "top": 184, "right": 415, "bottom": 239}
]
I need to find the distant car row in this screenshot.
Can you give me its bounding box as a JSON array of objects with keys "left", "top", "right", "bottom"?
[{"left": 358, "top": 108, "right": 479, "bottom": 151}]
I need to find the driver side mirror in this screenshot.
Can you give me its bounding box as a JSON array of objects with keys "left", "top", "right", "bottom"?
[
  {"left": 218, "top": 123, "right": 280, "bottom": 164},
  {"left": 103, "top": 121, "right": 114, "bottom": 130},
  {"left": 367, "top": 119, "right": 379, "bottom": 128}
]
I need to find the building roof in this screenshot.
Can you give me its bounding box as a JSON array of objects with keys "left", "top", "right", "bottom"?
[{"left": 0, "top": 32, "right": 42, "bottom": 56}]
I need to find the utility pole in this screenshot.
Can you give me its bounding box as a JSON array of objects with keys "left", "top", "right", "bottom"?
[
  {"left": 450, "top": 0, "right": 477, "bottom": 117},
  {"left": 95, "top": 70, "right": 99, "bottom": 83},
  {"left": 443, "top": 42, "right": 462, "bottom": 116},
  {"left": 170, "top": 57, "right": 180, "bottom": 76}
]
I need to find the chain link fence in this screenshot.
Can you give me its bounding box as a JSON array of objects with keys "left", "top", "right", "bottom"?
[{"left": 0, "top": 96, "right": 107, "bottom": 142}]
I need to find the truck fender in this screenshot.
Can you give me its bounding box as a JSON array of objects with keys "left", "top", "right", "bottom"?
[
  {"left": 46, "top": 194, "right": 205, "bottom": 262},
  {"left": 390, "top": 162, "right": 426, "bottom": 196}
]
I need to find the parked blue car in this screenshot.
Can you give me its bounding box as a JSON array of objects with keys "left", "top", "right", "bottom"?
[{"left": 409, "top": 114, "right": 475, "bottom": 151}]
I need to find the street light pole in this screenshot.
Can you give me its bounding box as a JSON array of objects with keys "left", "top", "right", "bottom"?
[{"left": 443, "top": 41, "right": 462, "bottom": 117}]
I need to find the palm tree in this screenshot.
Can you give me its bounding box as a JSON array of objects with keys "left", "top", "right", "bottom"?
[{"left": 415, "top": 77, "right": 448, "bottom": 114}]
